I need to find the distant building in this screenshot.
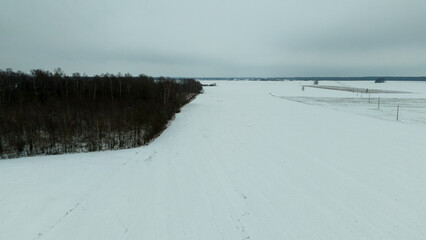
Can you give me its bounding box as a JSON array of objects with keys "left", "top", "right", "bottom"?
[{"left": 375, "top": 78, "right": 385, "bottom": 83}]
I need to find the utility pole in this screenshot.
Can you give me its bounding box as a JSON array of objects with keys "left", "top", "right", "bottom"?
[{"left": 378, "top": 98, "right": 380, "bottom": 109}]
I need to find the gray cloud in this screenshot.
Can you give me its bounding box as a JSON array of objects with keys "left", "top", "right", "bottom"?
[{"left": 1, "top": 0, "right": 425, "bottom": 76}]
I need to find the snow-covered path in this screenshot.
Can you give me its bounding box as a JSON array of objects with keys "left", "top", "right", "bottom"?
[{"left": 1, "top": 81, "right": 426, "bottom": 239}]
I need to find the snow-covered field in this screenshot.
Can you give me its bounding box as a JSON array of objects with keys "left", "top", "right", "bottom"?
[
  {"left": 285, "top": 81, "right": 426, "bottom": 124},
  {"left": 1, "top": 81, "right": 426, "bottom": 239}
]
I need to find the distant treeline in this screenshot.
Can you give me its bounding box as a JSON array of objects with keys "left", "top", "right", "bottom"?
[
  {"left": 196, "top": 77, "right": 426, "bottom": 81},
  {"left": 0, "top": 68, "right": 202, "bottom": 159}
]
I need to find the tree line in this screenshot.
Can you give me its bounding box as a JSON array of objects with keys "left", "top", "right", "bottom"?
[{"left": 0, "top": 68, "right": 202, "bottom": 158}]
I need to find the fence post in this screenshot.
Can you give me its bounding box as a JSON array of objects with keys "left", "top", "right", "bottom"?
[{"left": 396, "top": 105, "right": 399, "bottom": 121}]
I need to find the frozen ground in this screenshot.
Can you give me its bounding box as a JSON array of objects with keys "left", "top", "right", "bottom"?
[{"left": 1, "top": 81, "right": 426, "bottom": 239}]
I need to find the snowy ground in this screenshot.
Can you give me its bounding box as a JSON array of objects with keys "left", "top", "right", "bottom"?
[
  {"left": 1, "top": 81, "right": 426, "bottom": 239},
  {"left": 277, "top": 81, "right": 426, "bottom": 124}
]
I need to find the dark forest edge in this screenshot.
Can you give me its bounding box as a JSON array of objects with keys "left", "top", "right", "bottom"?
[{"left": 0, "top": 68, "right": 203, "bottom": 159}]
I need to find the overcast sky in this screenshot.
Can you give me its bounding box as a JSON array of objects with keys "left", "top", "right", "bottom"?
[{"left": 1, "top": 0, "right": 425, "bottom": 77}]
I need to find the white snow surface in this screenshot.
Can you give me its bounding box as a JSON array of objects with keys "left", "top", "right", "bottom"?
[{"left": 1, "top": 81, "right": 426, "bottom": 239}]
